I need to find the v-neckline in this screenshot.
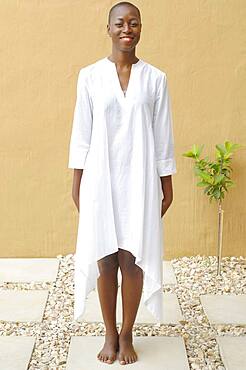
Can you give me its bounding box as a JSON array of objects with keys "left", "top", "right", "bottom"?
[{"left": 104, "top": 57, "right": 142, "bottom": 99}]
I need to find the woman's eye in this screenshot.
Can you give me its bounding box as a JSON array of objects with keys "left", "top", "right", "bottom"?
[{"left": 115, "top": 23, "right": 138, "bottom": 27}]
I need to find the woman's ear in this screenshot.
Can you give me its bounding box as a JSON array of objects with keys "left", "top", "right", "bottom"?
[{"left": 107, "top": 24, "right": 111, "bottom": 37}]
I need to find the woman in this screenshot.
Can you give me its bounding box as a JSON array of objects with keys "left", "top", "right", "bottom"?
[{"left": 68, "top": 1, "right": 177, "bottom": 365}]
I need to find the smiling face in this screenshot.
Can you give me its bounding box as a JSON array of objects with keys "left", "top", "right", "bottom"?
[{"left": 107, "top": 4, "right": 142, "bottom": 52}]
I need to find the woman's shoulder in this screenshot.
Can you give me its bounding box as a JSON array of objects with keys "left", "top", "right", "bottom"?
[
  {"left": 141, "top": 59, "right": 167, "bottom": 80},
  {"left": 77, "top": 58, "right": 105, "bottom": 78},
  {"left": 76, "top": 58, "right": 109, "bottom": 88}
]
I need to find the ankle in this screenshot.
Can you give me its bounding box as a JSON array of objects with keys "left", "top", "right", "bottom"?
[
  {"left": 119, "top": 330, "right": 133, "bottom": 339},
  {"left": 105, "top": 328, "right": 118, "bottom": 336}
]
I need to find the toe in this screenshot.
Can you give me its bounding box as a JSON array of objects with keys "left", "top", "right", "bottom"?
[{"left": 109, "top": 355, "right": 116, "bottom": 363}]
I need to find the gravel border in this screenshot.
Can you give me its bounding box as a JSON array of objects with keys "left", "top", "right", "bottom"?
[{"left": 0, "top": 254, "right": 246, "bottom": 369}]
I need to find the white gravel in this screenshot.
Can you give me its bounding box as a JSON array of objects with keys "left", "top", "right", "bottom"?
[{"left": 0, "top": 254, "right": 246, "bottom": 369}]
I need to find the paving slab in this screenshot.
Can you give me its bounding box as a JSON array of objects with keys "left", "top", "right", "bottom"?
[
  {"left": 0, "top": 336, "right": 35, "bottom": 370},
  {"left": 200, "top": 294, "right": 246, "bottom": 324},
  {"left": 217, "top": 336, "right": 246, "bottom": 370},
  {"left": 66, "top": 335, "right": 189, "bottom": 370},
  {"left": 0, "top": 258, "right": 59, "bottom": 283},
  {"left": 102, "top": 260, "right": 177, "bottom": 287},
  {"left": 79, "top": 291, "right": 183, "bottom": 324},
  {"left": 163, "top": 261, "right": 177, "bottom": 285},
  {"left": 0, "top": 290, "right": 49, "bottom": 322}
]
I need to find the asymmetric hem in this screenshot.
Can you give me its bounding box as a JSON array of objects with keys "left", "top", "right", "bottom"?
[{"left": 68, "top": 56, "right": 177, "bottom": 323}]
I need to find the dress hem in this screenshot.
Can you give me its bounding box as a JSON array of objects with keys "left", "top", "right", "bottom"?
[{"left": 73, "top": 245, "right": 164, "bottom": 324}]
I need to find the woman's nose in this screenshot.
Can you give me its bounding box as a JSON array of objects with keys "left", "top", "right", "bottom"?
[{"left": 122, "top": 23, "right": 132, "bottom": 32}]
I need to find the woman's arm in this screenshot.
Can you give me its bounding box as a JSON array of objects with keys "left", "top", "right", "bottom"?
[
  {"left": 68, "top": 68, "right": 93, "bottom": 212},
  {"left": 151, "top": 72, "right": 177, "bottom": 218},
  {"left": 152, "top": 72, "right": 177, "bottom": 178},
  {"left": 72, "top": 169, "right": 83, "bottom": 212},
  {"left": 160, "top": 175, "right": 173, "bottom": 217}
]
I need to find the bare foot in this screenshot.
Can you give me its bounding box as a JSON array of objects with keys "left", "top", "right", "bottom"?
[
  {"left": 118, "top": 332, "right": 138, "bottom": 365},
  {"left": 97, "top": 331, "right": 119, "bottom": 364}
]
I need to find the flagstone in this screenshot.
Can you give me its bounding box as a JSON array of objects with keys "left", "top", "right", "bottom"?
[
  {"left": 79, "top": 291, "right": 183, "bottom": 324},
  {"left": 66, "top": 336, "right": 189, "bottom": 369},
  {"left": 216, "top": 336, "right": 246, "bottom": 370},
  {"left": 0, "top": 290, "right": 49, "bottom": 322},
  {"left": 0, "top": 258, "right": 59, "bottom": 283},
  {"left": 0, "top": 336, "right": 35, "bottom": 370},
  {"left": 110, "top": 260, "right": 177, "bottom": 286},
  {"left": 200, "top": 294, "right": 246, "bottom": 324},
  {"left": 163, "top": 260, "right": 177, "bottom": 285}
]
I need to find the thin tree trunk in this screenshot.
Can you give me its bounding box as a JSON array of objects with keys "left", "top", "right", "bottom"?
[{"left": 217, "top": 200, "right": 224, "bottom": 275}]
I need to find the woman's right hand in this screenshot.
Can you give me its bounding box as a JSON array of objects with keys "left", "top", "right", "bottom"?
[
  {"left": 72, "top": 193, "right": 80, "bottom": 213},
  {"left": 72, "top": 169, "right": 83, "bottom": 213}
]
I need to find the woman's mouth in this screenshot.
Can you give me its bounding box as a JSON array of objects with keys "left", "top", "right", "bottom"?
[{"left": 120, "top": 36, "right": 134, "bottom": 43}]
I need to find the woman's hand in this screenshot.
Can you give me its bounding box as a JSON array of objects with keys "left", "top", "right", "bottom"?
[
  {"left": 160, "top": 175, "right": 173, "bottom": 218},
  {"left": 72, "top": 193, "right": 80, "bottom": 213},
  {"left": 72, "top": 169, "right": 83, "bottom": 213},
  {"left": 161, "top": 198, "right": 172, "bottom": 218}
]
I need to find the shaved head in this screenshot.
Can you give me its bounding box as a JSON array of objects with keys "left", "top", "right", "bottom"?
[{"left": 108, "top": 1, "right": 141, "bottom": 25}]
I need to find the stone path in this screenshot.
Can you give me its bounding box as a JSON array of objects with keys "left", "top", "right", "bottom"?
[
  {"left": 0, "top": 255, "right": 245, "bottom": 369},
  {"left": 66, "top": 336, "right": 189, "bottom": 369},
  {"left": 82, "top": 291, "right": 183, "bottom": 324}
]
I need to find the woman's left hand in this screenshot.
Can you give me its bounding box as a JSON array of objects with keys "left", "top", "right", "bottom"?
[{"left": 161, "top": 198, "right": 172, "bottom": 218}]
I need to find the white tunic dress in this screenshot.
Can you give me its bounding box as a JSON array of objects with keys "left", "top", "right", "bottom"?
[{"left": 68, "top": 56, "right": 177, "bottom": 323}]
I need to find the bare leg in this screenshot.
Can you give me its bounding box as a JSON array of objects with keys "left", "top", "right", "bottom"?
[
  {"left": 97, "top": 251, "right": 119, "bottom": 364},
  {"left": 118, "top": 248, "right": 143, "bottom": 365}
]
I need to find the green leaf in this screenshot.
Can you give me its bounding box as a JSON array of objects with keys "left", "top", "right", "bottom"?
[
  {"left": 214, "top": 174, "right": 225, "bottom": 185},
  {"left": 197, "top": 144, "right": 204, "bottom": 157},
  {"left": 192, "top": 144, "right": 200, "bottom": 157},
  {"left": 230, "top": 143, "right": 242, "bottom": 151},
  {"left": 182, "top": 151, "right": 196, "bottom": 158},
  {"left": 204, "top": 186, "right": 211, "bottom": 194},
  {"left": 197, "top": 181, "right": 207, "bottom": 187},
  {"left": 225, "top": 141, "right": 233, "bottom": 152},
  {"left": 216, "top": 144, "right": 226, "bottom": 156},
  {"left": 226, "top": 182, "right": 235, "bottom": 188},
  {"left": 226, "top": 180, "right": 234, "bottom": 185},
  {"left": 199, "top": 171, "right": 213, "bottom": 183},
  {"left": 216, "top": 149, "right": 222, "bottom": 159},
  {"left": 224, "top": 152, "right": 233, "bottom": 159},
  {"left": 213, "top": 189, "right": 221, "bottom": 199}
]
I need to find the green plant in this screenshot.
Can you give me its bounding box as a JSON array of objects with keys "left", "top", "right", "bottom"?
[{"left": 182, "top": 140, "right": 243, "bottom": 275}]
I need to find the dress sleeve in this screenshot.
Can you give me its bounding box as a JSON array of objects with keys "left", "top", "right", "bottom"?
[
  {"left": 68, "top": 68, "right": 93, "bottom": 169},
  {"left": 152, "top": 72, "right": 177, "bottom": 176}
]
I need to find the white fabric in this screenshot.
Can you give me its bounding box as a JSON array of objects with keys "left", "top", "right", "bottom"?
[{"left": 68, "top": 56, "right": 177, "bottom": 323}]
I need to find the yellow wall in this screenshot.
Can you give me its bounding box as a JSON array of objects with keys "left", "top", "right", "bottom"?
[{"left": 0, "top": 0, "right": 245, "bottom": 259}]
